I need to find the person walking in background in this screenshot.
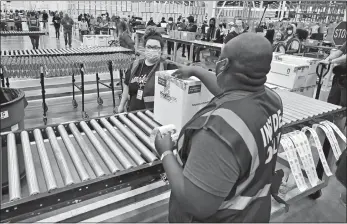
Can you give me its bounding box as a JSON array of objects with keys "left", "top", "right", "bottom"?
[
  {"left": 79, "top": 17, "right": 89, "bottom": 42},
  {"left": 166, "top": 17, "right": 176, "bottom": 55},
  {"left": 42, "top": 10, "right": 48, "bottom": 30},
  {"left": 117, "top": 20, "right": 136, "bottom": 91},
  {"left": 27, "top": 11, "right": 40, "bottom": 49},
  {"left": 118, "top": 20, "right": 135, "bottom": 51},
  {"left": 61, "top": 14, "right": 74, "bottom": 48},
  {"left": 89, "top": 15, "right": 96, "bottom": 34},
  {"left": 14, "top": 10, "right": 22, "bottom": 31},
  {"left": 52, "top": 12, "right": 61, "bottom": 39}
]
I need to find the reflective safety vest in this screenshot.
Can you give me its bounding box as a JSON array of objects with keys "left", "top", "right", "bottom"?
[
  {"left": 176, "top": 88, "right": 285, "bottom": 222},
  {"left": 28, "top": 17, "right": 40, "bottom": 31},
  {"left": 128, "top": 59, "right": 167, "bottom": 109}
]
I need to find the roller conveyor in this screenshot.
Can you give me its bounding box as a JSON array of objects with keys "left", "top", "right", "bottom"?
[
  {"left": 0, "top": 47, "right": 135, "bottom": 123},
  {"left": 0, "top": 31, "right": 46, "bottom": 37},
  {"left": 0, "top": 46, "right": 132, "bottom": 57},
  {"left": 0, "top": 91, "right": 345, "bottom": 222},
  {"left": 0, "top": 110, "right": 162, "bottom": 222},
  {"left": 275, "top": 89, "right": 345, "bottom": 127}
]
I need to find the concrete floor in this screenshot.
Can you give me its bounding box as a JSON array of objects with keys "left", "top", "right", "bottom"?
[{"left": 1, "top": 19, "right": 346, "bottom": 223}]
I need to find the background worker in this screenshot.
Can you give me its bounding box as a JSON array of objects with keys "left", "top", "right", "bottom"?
[
  {"left": 27, "top": 11, "right": 40, "bottom": 49},
  {"left": 166, "top": 17, "right": 177, "bottom": 56},
  {"left": 118, "top": 27, "right": 177, "bottom": 113},
  {"left": 14, "top": 10, "right": 22, "bottom": 31},
  {"left": 155, "top": 33, "right": 285, "bottom": 222},
  {"left": 61, "top": 14, "right": 74, "bottom": 48},
  {"left": 79, "top": 17, "right": 89, "bottom": 42},
  {"left": 52, "top": 12, "right": 61, "bottom": 39},
  {"left": 42, "top": 10, "right": 48, "bottom": 30},
  {"left": 309, "top": 41, "right": 346, "bottom": 200}
]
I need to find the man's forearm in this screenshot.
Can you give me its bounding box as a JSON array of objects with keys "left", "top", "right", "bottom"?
[
  {"left": 327, "top": 50, "right": 343, "bottom": 60},
  {"left": 191, "top": 67, "right": 222, "bottom": 96},
  {"left": 332, "top": 55, "right": 346, "bottom": 65}
]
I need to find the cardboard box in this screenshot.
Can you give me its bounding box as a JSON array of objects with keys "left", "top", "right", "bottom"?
[
  {"left": 154, "top": 70, "right": 214, "bottom": 132},
  {"left": 181, "top": 31, "right": 188, "bottom": 40},
  {"left": 95, "top": 35, "right": 112, "bottom": 47},
  {"left": 268, "top": 61, "right": 309, "bottom": 89},
  {"left": 83, "top": 35, "right": 95, "bottom": 47},
  {"left": 273, "top": 54, "right": 319, "bottom": 87}
]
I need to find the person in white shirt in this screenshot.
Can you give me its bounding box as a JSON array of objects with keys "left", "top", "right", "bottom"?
[{"left": 79, "top": 17, "right": 89, "bottom": 42}]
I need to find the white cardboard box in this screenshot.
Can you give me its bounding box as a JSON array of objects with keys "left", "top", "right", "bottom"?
[
  {"left": 154, "top": 70, "right": 213, "bottom": 132},
  {"left": 83, "top": 35, "right": 96, "bottom": 47},
  {"left": 273, "top": 54, "right": 319, "bottom": 87},
  {"left": 268, "top": 61, "right": 309, "bottom": 89},
  {"left": 95, "top": 35, "right": 112, "bottom": 47}
]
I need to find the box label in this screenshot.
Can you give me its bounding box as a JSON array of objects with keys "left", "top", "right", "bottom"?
[
  {"left": 158, "top": 77, "right": 167, "bottom": 87},
  {"left": 188, "top": 85, "right": 201, "bottom": 94},
  {"left": 160, "top": 91, "right": 177, "bottom": 103},
  {"left": 1, "top": 111, "right": 9, "bottom": 119}
]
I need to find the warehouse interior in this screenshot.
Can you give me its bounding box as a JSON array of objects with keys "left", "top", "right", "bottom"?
[{"left": 0, "top": 1, "right": 346, "bottom": 223}]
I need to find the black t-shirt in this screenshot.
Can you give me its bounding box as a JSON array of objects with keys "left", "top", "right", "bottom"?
[
  {"left": 224, "top": 31, "right": 238, "bottom": 44},
  {"left": 124, "top": 63, "right": 155, "bottom": 111}
]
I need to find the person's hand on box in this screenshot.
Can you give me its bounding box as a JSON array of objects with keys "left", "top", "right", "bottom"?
[
  {"left": 155, "top": 132, "right": 174, "bottom": 156},
  {"left": 172, "top": 66, "right": 196, "bottom": 79}
]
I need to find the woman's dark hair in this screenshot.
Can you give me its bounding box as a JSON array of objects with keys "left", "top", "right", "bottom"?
[
  {"left": 168, "top": 17, "right": 173, "bottom": 21},
  {"left": 143, "top": 26, "right": 164, "bottom": 49},
  {"left": 188, "top": 16, "right": 194, "bottom": 23},
  {"left": 296, "top": 28, "right": 309, "bottom": 41},
  {"left": 118, "top": 20, "right": 128, "bottom": 32},
  {"left": 209, "top": 17, "right": 216, "bottom": 26},
  {"left": 222, "top": 23, "right": 226, "bottom": 28}
]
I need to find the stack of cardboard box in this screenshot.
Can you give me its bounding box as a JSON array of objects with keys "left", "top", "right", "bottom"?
[{"left": 267, "top": 54, "right": 321, "bottom": 98}]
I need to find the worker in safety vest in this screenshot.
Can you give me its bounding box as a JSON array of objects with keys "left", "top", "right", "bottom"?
[
  {"left": 27, "top": 11, "right": 40, "bottom": 49},
  {"left": 155, "top": 33, "right": 286, "bottom": 222},
  {"left": 309, "top": 41, "right": 346, "bottom": 201}
]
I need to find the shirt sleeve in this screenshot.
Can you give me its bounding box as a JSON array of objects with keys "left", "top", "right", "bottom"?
[
  {"left": 124, "top": 65, "right": 132, "bottom": 86},
  {"left": 183, "top": 129, "right": 241, "bottom": 198},
  {"left": 339, "top": 42, "right": 346, "bottom": 54}
]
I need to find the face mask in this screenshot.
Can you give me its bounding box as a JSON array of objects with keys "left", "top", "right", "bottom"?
[
  {"left": 168, "top": 21, "right": 172, "bottom": 24},
  {"left": 287, "top": 30, "right": 293, "bottom": 35},
  {"left": 215, "top": 58, "right": 228, "bottom": 77},
  {"left": 144, "top": 49, "right": 161, "bottom": 63}
]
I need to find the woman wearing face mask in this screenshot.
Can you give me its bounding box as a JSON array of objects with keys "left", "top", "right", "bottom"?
[
  {"left": 118, "top": 27, "right": 178, "bottom": 113},
  {"left": 272, "top": 32, "right": 286, "bottom": 53}
]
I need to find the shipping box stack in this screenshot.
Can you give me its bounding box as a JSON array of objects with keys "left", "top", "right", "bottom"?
[
  {"left": 154, "top": 70, "right": 213, "bottom": 132},
  {"left": 267, "top": 54, "right": 321, "bottom": 98}
]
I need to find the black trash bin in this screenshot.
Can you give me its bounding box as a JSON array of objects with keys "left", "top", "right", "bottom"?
[{"left": 1, "top": 88, "right": 28, "bottom": 192}]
